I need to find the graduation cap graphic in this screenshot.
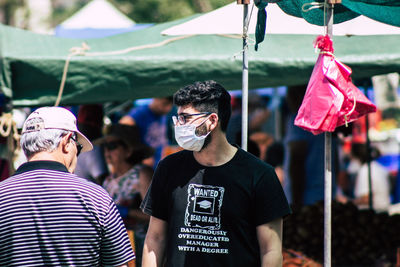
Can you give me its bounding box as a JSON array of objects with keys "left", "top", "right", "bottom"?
[{"left": 197, "top": 200, "right": 212, "bottom": 209}]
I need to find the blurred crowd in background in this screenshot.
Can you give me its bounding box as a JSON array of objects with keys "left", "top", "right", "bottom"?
[{"left": 1, "top": 78, "right": 400, "bottom": 265}]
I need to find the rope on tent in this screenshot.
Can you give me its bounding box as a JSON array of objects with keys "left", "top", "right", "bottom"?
[
  {"left": 302, "top": 1, "right": 332, "bottom": 36},
  {"left": 226, "top": 2, "right": 257, "bottom": 60},
  {"left": 231, "top": 37, "right": 256, "bottom": 59},
  {"left": 0, "top": 112, "right": 20, "bottom": 175},
  {"left": 55, "top": 35, "right": 193, "bottom": 106},
  {"left": 0, "top": 113, "right": 19, "bottom": 141},
  {"left": 55, "top": 43, "right": 91, "bottom": 107},
  {"left": 302, "top": 2, "right": 326, "bottom": 12}
]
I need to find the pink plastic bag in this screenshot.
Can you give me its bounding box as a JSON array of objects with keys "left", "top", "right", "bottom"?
[{"left": 295, "top": 35, "right": 376, "bottom": 135}]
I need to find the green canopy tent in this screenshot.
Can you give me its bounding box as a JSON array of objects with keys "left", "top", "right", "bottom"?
[{"left": 0, "top": 13, "right": 399, "bottom": 107}]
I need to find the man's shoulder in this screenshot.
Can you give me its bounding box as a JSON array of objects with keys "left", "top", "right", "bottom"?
[
  {"left": 236, "top": 148, "right": 271, "bottom": 167},
  {"left": 69, "top": 175, "right": 113, "bottom": 199},
  {"left": 6, "top": 169, "right": 111, "bottom": 199},
  {"left": 158, "top": 150, "right": 191, "bottom": 166}
]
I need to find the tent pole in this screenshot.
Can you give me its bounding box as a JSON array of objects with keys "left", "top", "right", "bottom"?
[
  {"left": 324, "top": 1, "right": 336, "bottom": 267},
  {"left": 274, "top": 88, "right": 282, "bottom": 141},
  {"left": 324, "top": 133, "right": 332, "bottom": 267},
  {"left": 365, "top": 113, "right": 373, "bottom": 209},
  {"left": 241, "top": 2, "right": 249, "bottom": 151},
  {"left": 363, "top": 86, "right": 373, "bottom": 210}
]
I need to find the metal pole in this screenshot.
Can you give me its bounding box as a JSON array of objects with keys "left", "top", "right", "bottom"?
[
  {"left": 324, "top": 2, "right": 334, "bottom": 267},
  {"left": 241, "top": 3, "right": 249, "bottom": 151},
  {"left": 324, "top": 132, "right": 332, "bottom": 267},
  {"left": 360, "top": 84, "right": 373, "bottom": 210},
  {"left": 274, "top": 88, "right": 282, "bottom": 141},
  {"left": 365, "top": 114, "right": 373, "bottom": 210}
]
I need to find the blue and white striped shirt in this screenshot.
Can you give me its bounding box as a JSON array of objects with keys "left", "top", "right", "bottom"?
[{"left": 0, "top": 160, "right": 135, "bottom": 266}]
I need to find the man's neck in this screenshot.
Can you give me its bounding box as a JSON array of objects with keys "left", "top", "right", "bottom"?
[
  {"left": 193, "top": 132, "right": 237, "bottom": 167},
  {"left": 29, "top": 152, "right": 69, "bottom": 170},
  {"left": 29, "top": 152, "right": 62, "bottom": 163}
]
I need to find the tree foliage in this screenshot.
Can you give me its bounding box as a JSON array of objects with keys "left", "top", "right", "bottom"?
[
  {"left": 0, "top": 0, "right": 25, "bottom": 25},
  {"left": 110, "top": 0, "right": 232, "bottom": 23},
  {"left": 1, "top": 0, "right": 233, "bottom": 27}
]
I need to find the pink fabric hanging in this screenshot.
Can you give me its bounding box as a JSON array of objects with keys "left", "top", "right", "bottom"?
[{"left": 295, "top": 35, "right": 376, "bottom": 135}]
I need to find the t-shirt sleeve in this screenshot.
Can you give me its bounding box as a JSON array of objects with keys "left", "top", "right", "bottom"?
[
  {"left": 140, "top": 159, "right": 169, "bottom": 221},
  {"left": 253, "top": 166, "right": 291, "bottom": 226},
  {"left": 101, "top": 201, "right": 135, "bottom": 266},
  {"left": 129, "top": 106, "right": 146, "bottom": 122}
]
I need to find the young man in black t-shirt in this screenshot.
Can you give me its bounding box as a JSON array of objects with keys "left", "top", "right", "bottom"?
[{"left": 141, "top": 81, "right": 291, "bottom": 267}]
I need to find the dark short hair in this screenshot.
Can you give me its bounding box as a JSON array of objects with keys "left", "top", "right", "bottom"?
[
  {"left": 173, "top": 80, "right": 231, "bottom": 132},
  {"left": 155, "top": 96, "right": 173, "bottom": 102},
  {"left": 351, "top": 143, "right": 381, "bottom": 164}
]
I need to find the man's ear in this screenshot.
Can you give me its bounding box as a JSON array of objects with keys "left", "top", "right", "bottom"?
[
  {"left": 209, "top": 113, "right": 219, "bottom": 131},
  {"left": 61, "top": 133, "right": 73, "bottom": 154}
]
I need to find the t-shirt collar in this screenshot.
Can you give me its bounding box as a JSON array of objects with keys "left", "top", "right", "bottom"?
[{"left": 14, "top": 160, "right": 69, "bottom": 175}]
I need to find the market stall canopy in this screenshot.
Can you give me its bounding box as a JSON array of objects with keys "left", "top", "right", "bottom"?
[
  {"left": 162, "top": 1, "right": 400, "bottom": 36},
  {"left": 54, "top": 0, "right": 149, "bottom": 38},
  {"left": 277, "top": 0, "right": 400, "bottom": 27},
  {"left": 1, "top": 15, "right": 400, "bottom": 107}
]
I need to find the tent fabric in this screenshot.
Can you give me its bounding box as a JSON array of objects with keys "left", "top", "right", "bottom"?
[
  {"left": 54, "top": 0, "right": 153, "bottom": 39},
  {"left": 277, "top": 0, "right": 360, "bottom": 26},
  {"left": 277, "top": 0, "right": 400, "bottom": 27},
  {"left": 59, "top": 0, "right": 135, "bottom": 29},
  {"left": 1, "top": 15, "right": 400, "bottom": 107},
  {"left": 343, "top": 0, "right": 400, "bottom": 27},
  {"left": 255, "top": 1, "right": 269, "bottom": 51},
  {"left": 54, "top": 24, "right": 153, "bottom": 39},
  {"left": 162, "top": 2, "right": 400, "bottom": 36}
]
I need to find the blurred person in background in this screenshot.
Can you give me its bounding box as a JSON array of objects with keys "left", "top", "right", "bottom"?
[
  {"left": 226, "top": 93, "right": 271, "bottom": 160},
  {"left": 96, "top": 123, "right": 154, "bottom": 229},
  {"left": 233, "top": 131, "right": 261, "bottom": 158},
  {"left": 338, "top": 143, "right": 391, "bottom": 212},
  {"left": 119, "top": 97, "right": 173, "bottom": 167},
  {"left": 74, "top": 104, "right": 108, "bottom": 184},
  {"left": 283, "top": 85, "right": 337, "bottom": 211},
  {"left": 96, "top": 123, "right": 155, "bottom": 267},
  {"left": 265, "top": 141, "right": 285, "bottom": 185},
  {"left": 133, "top": 165, "right": 154, "bottom": 267}
]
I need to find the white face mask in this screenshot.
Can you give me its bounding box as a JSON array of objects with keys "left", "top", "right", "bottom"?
[{"left": 174, "top": 117, "right": 211, "bottom": 151}]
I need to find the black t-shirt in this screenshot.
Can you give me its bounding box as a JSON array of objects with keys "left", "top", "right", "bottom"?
[{"left": 141, "top": 148, "right": 291, "bottom": 267}]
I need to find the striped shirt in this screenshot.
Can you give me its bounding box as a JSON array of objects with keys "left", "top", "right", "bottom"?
[{"left": 0, "top": 160, "right": 135, "bottom": 267}]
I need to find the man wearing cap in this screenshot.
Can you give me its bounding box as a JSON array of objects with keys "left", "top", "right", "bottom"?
[{"left": 0, "top": 107, "right": 135, "bottom": 266}]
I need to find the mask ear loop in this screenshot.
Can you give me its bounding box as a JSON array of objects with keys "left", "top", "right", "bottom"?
[
  {"left": 194, "top": 114, "right": 215, "bottom": 138},
  {"left": 344, "top": 96, "right": 357, "bottom": 127}
]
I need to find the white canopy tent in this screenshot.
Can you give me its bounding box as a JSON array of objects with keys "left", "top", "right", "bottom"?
[
  {"left": 59, "top": 0, "right": 135, "bottom": 29},
  {"left": 54, "top": 0, "right": 146, "bottom": 38},
  {"left": 162, "top": 1, "right": 400, "bottom": 36}
]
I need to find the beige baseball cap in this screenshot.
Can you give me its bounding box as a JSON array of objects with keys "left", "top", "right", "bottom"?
[{"left": 22, "top": 107, "right": 93, "bottom": 153}]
